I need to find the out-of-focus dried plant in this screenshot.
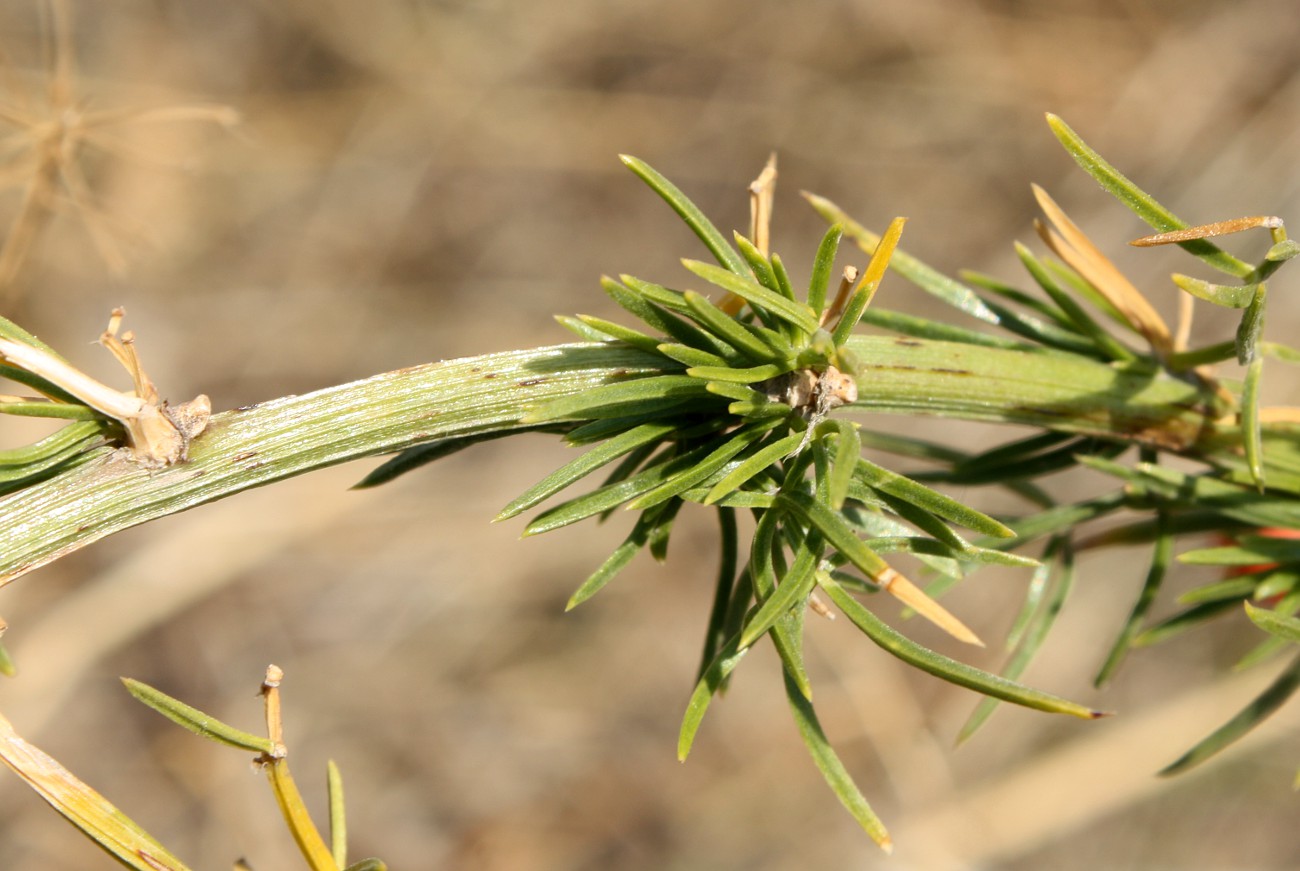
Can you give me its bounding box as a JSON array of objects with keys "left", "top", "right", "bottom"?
[{"left": 0, "top": 0, "right": 237, "bottom": 303}]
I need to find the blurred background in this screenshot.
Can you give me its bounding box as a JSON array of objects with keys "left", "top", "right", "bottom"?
[{"left": 0, "top": 0, "right": 1299, "bottom": 868}]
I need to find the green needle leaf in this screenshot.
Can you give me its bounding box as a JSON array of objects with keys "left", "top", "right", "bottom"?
[
  {"left": 1134, "top": 599, "right": 1241, "bottom": 647},
  {"left": 656, "top": 343, "right": 731, "bottom": 368},
  {"left": 555, "top": 315, "right": 620, "bottom": 343},
  {"left": 1171, "top": 275, "right": 1259, "bottom": 309},
  {"left": 0, "top": 313, "right": 64, "bottom": 357},
  {"left": 571, "top": 314, "right": 665, "bottom": 351},
  {"left": 807, "top": 223, "right": 843, "bottom": 317},
  {"left": 626, "top": 424, "right": 770, "bottom": 510},
  {"left": 1095, "top": 510, "right": 1172, "bottom": 687},
  {"left": 1242, "top": 356, "right": 1265, "bottom": 490},
  {"left": 826, "top": 421, "right": 860, "bottom": 510},
  {"left": 770, "top": 252, "right": 797, "bottom": 302},
  {"left": 961, "top": 270, "right": 1076, "bottom": 330},
  {"left": 683, "top": 260, "right": 820, "bottom": 335},
  {"left": 783, "top": 669, "right": 893, "bottom": 851},
  {"left": 122, "top": 678, "right": 275, "bottom": 755},
  {"left": 683, "top": 290, "right": 789, "bottom": 364},
  {"left": 702, "top": 431, "right": 805, "bottom": 504},
  {"left": 1237, "top": 592, "right": 1300, "bottom": 670},
  {"left": 0, "top": 398, "right": 102, "bottom": 420},
  {"left": 685, "top": 362, "right": 786, "bottom": 383},
  {"left": 857, "top": 308, "right": 1037, "bottom": 350},
  {"left": 778, "top": 490, "right": 983, "bottom": 645},
  {"left": 678, "top": 634, "right": 748, "bottom": 761},
  {"left": 1160, "top": 650, "right": 1300, "bottom": 776},
  {"left": 1084, "top": 458, "right": 1300, "bottom": 530},
  {"left": 1245, "top": 602, "right": 1300, "bottom": 644},
  {"left": 1013, "top": 242, "right": 1137, "bottom": 361},
  {"left": 856, "top": 457, "right": 1015, "bottom": 538},
  {"left": 602, "top": 276, "right": 734, "bottom": 357},
  {"left": 748, "top": 506, "right": 813, "bottom": 698},
  {"left": 566, "top": 506, "right": 668, "bottom": 609},
  {"left": 959, "top": 541, "right": 1075, "bottom": 742},
  {"left": 737, "top": 530, "right": 821, "bottom": 651},
  {"left": 1045, "top": 113, "right": 1252, "bottom": 279},
  {"left": 733, "top": 232, "right": 781, "bottom": 294},
  {"left": 523, "top": 444, "right": 712, "bottom": 535},
  {"left": 498, "top": 422, "right": 678, "bottom": 520},
  {"left": 817, "top": 574, "right": 1102, "bottom": 719},
  {"left": 619, "top": 155, "right": 750, "bottom": 277},
  {"left": 0, "top": 422, "right": 106, "bottom": 494},
  {"left": 696, "top": 508, "right": 739, "bottom": 679}
]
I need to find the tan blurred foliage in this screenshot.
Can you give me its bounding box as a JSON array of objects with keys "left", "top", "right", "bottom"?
[{"left": 1, "top": 1, "right": 1299, "bottom": 868}]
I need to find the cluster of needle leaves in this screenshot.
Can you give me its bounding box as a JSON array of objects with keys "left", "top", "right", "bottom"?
[
  {"left": 371, "top": 154, "right": 1111, "bottom": 849},
  {"left": 371, "top": 116, "right": 1300, "bottom": 845},
  {"left": 7, "top": 112, "right": 1300, "bottom": 859},
  {"left": 807, "top": 115, "right": 1300, "bottom": 782}
]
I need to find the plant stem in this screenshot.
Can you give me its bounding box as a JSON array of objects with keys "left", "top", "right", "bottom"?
[{"left": 0, "top": 337, "right": 1221, "bottom": 585}]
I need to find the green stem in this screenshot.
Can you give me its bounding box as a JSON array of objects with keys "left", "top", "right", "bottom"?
[{"left": 0, "top": 337, "right": 1222, "bottom": 584}]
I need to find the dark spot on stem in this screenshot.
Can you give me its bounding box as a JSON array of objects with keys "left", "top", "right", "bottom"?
[
  {"left": 232, "top": 451, "right": 259, "bottom": 463},
  {"left": 483, "top": 372, "right": 497, "bottom": 379},
  {"left": 930, "top": 367, "right": 972, "bottom": 376},
  {"left": 893, "top": 338, "right": 923, "bottom": 347},
  {"left": 1011, "top": 405, "right": 1072, "bottom": 419},
  {"left": 518, "top": 378, "right": 547, "bottom": 387}
]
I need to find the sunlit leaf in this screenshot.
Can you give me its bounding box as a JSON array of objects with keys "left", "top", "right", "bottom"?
[
  {"left": 123, "top": 678, "right": 275, "bottom": 754},
  {"left": 1045, "top": 114, "right": 1252, "bottom": 279},
  {"left": 817, "top": 574, "right": 1100, "bottom": 718},
  {"left": 807, "top": 224, "right": 844, "bottom": 317},
  {"left": 683, "top": 260, "right": 820, "bottom": 336},
  {"left": 620, "top": 155, "right": 750, "bottom": 276},
  {"left": 626, "top": 424, "right": 771, "bottom": 510},
  {"left": 855, "top": 457, "right": 1014, "bottom": 538},
  {"left": 1171, "top": 275, "right": 1258, "bottom": 309},
  {"left": 1245, "top": 601, "right": 1300, "bottom": 644}
]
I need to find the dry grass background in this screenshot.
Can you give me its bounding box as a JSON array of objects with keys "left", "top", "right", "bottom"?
[{"left": 1, "top": 1, "right": 1299, "bottom": 868}]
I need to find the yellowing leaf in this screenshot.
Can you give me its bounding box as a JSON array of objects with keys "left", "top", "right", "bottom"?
[{"left": 0, "top": 711, "right": 191, "bottom": 870}]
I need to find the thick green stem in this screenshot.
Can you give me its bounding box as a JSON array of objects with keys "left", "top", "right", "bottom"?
[
  {"left": 0, "top": 337, "right": 1220, "bottom": 585},
  {"left": 850, "top": 335, "right": 1215, "bottom": 449}
]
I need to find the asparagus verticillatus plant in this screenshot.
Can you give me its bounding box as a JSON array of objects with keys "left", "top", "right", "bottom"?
[{"left": 0, "top": 114, "right": 1299, "bottom": 859}]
